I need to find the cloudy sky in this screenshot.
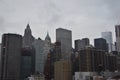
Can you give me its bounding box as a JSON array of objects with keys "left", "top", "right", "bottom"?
[{"left": 0, "top": 0, "right": 119, "bottom": 45}]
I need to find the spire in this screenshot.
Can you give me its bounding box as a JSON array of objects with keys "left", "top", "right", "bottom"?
[
  {"left": 24, "top": 23, "right": 32, "bottom": 35},
  {"left": 45, "top": 32, "right": 51, "bottom": 43}
]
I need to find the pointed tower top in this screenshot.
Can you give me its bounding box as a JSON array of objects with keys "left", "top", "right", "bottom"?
[
  {"left": 24, "top": 24, "right": 32, "bottom": 35},
  {"left": 45, "top": 32, "right": 51, "bottom": 43},
  {"left": 26, "top": 24, "right": 31, "bottom": 29}
]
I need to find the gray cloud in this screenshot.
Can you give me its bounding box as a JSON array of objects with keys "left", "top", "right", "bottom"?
[{"left": 0, "top": 0, "right": 119, "bottom": 44}]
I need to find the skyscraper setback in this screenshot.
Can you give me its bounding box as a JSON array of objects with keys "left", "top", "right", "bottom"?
[{"left": 56, "top": 28, "right": 72, "bottom": 60}]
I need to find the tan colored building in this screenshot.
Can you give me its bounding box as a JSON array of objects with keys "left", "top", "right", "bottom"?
[{"left": 54, "top": 60, "right": 72, "bottom": 80}]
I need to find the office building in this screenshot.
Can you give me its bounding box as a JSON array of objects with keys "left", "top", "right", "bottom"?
[
  {"left": 115, "top": 25, "right": 120, "bottom": 53},
  {"left": 104, "top": 54, "right": 117, "bottom": 71},
  {"left": 54, "top": 60, "right": 72, "bottom": 80},
  {"left": 94, "top": 38, "right": 108, "bottom": 52},
  {"left": 56, "top": 28, "right": 72, "bottom": 60},
  {"left": 102, "top": 31, "right": 113, "bottom": 52},
  {"left": 21, "top": 47, "right": 35, "bottom": 80},
  {"left": 33, "top": 33, "right": 51, "bottom": 74},
  {"left": 75, "top": 38, "right": 90, "bottom": 51},
  {"left": 79, "top": 47, "right": 106, "bottom": 72},
  {"left": 0, "top": 33, "right": 22, "bottom": 80},
  {"left": 23, "top": 24, "right": 35, "bottom": 47}
]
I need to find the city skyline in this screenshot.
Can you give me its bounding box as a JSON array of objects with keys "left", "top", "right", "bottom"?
[{"left": 0, "top": 0, "right": 119, "bottom": 44}]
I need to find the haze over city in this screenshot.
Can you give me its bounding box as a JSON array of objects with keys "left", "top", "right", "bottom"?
[{"left": 0, "top": 0, "right": 120, "bottom": 44}]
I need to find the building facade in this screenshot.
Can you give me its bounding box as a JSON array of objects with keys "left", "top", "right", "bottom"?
[
  {"left": 115, "top": 25, "right": 120, "bottom": 53},
  {"left": 75, "top": 38, "right": 90, "bottom": 51},
  {"left": 54, "top": 60, "right": 72, "bottom": 80},
  {"left": 21, "top": 47, "right": 35, "bottom": 80},
  {"left": 101, "top": 31, "right": 113, "bottom": 52},
  {"left": 79, "top": 48, "right": 106, "bottom": 72},
  {"left": 33, "top": 33, "right": 51, "bottom": 74},
  {"left": 56, "top": 28, "right": 72, "bottom": 60},
  {"left": 0, "top": 33, "right": 22, "bottom": 80},
  {"left": 94, "top": 38, "right": 108, "bottom": 52}
]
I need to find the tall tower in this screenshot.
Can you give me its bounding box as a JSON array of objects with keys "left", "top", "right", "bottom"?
[
  {"left": 75, "top": 38, "right": 90, "bottom": 51},
  {"left": 101, "top": 31, "right": 113, "bottom": 52},
  {"left": 56, "top": 28, "right": 72, "bottom": 60},
  {"left": 0, "top": 33, "right": 22, "bottom": 80},
  {"left": 23, "top": 24, "right": 35, "bottom": 47},
  {"left": 94, "top": 38, "right": 108, "bottom": 52},
  {"left": 115, "top": 25, "right": 120, "bottom": 53}
]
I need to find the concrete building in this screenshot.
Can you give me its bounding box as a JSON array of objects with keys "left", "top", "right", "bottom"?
[
  {"left": 79, "top": 47, "right": 106, "bottom": 72},
  {"left": 75, "top": 38, "right": 90, "bottom": 51},
  {"left": 0, "top": 33, "right": 22, "bottom": 80},
  {"left": 27, "top": 74, "right": 45, "bottom": 80},
  {"left": 56, "top": 28, "right": 72, "bottom": 60},
  {"left": 23, "top": 24, "right": 35, "bottom": 47},
  {"left": 33, "top": 33, "right": 51, "bottom": 74},
  {"left": 74, "top": 72, "right": 97, "bottom": 80},
  {"left": 54, "top": 60, "right": 72, "bottom": 80},
  {"left": 94, "top": 38, "right": 108, "bottom": 52},
  {"left": 115, "top": 25, "right": 120, "bottom": 53},
  {"left": 102, "top": 31, "right": 113, "bottom": 52},
  {"left": 105, "top": 54, "right": 117, "bottom": 72}
]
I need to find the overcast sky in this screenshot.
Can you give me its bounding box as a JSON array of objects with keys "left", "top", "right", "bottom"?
[{"left": 0, "top": 0, "right": 120, "bottom": 45}]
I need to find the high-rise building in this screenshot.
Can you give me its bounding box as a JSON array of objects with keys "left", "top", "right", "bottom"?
[
  {"left": 115, "top": 25, "right": 120, "bottom": 53},
  {"left": 79, "top": 47, "right": 106, "bottom": 72},
  {"left": 75, "top": 38, "right": 90, "bottom": 51},
  {"left": 94, "top": 38, "right": 108, "bottom": 52},
  {"left": 0, "top": 33, "right": 22, "bottom": 80},
  {"left": 21, "top": 47, "right": 35, "bottom": 80},
  {"left": 56, "top": 28, "right": 72, "bottom": 60},
  {"left": 102, "top": 31, "right": 113, "bottom": 52},
  {"left": 23, "top": 24, "right": 35, "bottom": 47},
  {"left": 33, "top": 33, "right": 51, "bottom": 74},
  {"left": 54, "top": 60, "right": 72, "bottom": 80}
]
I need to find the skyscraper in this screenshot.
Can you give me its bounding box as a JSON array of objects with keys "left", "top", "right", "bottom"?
[
  {"left": 115, "top": 25, "right": 120, "bottom": 53},
  {"left": 0, "top": 33, "right": 22, "bottom": 80},
  {"left": 56, "top": 28, "right": 72, "bottom": 60},
  {"left": 23, "top": 24, "right": 35, "bottom": 47},
  {"left": 102, "top": 31, "right": 113, "bottom": 52},
  {"left": 94, "top": 38, "right": 108, "bottom": 52},
  {"left": 33, "top": 33, "right": 51, "bottom": 74},
  {"left": 21, "top": 47, "right": 35, "bottom": 80},
  {"left": 79, "top": 47, "right": 106, "bottom": 72},
  {"left": 75, "top": 38, "right": 90, "bottom": 51}
]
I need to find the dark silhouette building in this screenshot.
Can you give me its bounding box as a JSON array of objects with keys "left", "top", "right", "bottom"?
[
  {"left": 75, "top": 38, "right": 90, "bottom": 51},
  {"left": 94, "top": 38, "right": 108, "bottom": 52},
  {"left": 0, "top": 33, "right": 22, "bottom": 80},
  {"left": 23, "top": 24, "right": 35, "bottom": 47},
  {"left": 21, "top": 47, "right": 35, "bottom": 80}
]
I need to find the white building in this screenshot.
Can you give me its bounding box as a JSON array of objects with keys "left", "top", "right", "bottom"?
[
  {"left": 102, "top": 31, "right": 113, "bottom": 52},
  {"left": 28, "top": 74, "right": 44, "bottom": 80},
  {"left": 74, "top": 72, "right": 97, "bottom": 80}
]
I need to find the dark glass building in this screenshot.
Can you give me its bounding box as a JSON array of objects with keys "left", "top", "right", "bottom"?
[
  {"left": 94, "top": 38, "right": 108, "bottom": 52},
  {"left": 21, "top": 47, "right": 35, "bottom": 80},
  {"left": 0, "top": 33, "right": 22, "bottom": 80}
]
